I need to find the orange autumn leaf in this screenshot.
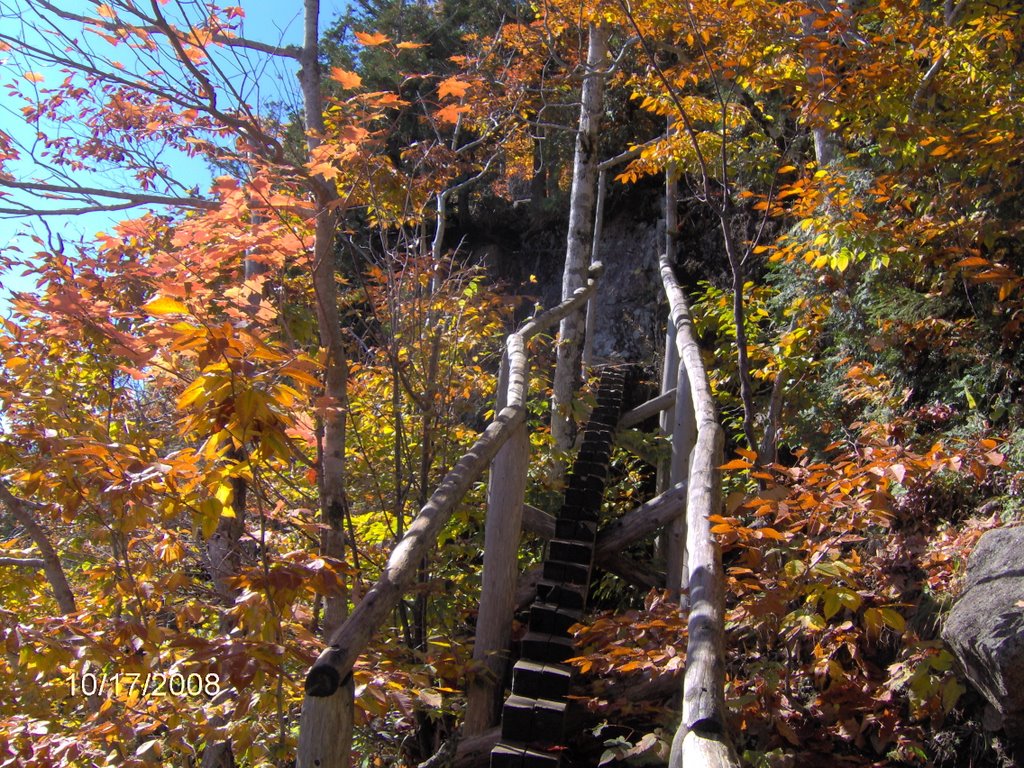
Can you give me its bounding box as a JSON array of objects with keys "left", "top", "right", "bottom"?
[
  {"left": 720, "top": 459, "right": 753, "bottom": 470},
  {"left": 435, "top": 103, "right": 468, "bottom": 124},
  {"left": 338, "top": 125, "right": 369, "bottom": 143},
  {"left": 396, "top": 41, "right": 426, "bottom": 49},
  {"left": 437, "top": 76, "right": 471, "bottom": 99},
  {"left": 23, "top": 71, "right": 44, "bottom": 83},
  {"left": 353, "top": 30, "right": 390, "bottom": 46},
  {"left": 331, "top": 67, "right": 363, "bottom": 89}
]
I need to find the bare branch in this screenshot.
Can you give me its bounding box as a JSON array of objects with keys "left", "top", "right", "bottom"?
[
  {"left": 30, "top": 0, "right": 300, "bottom": 58},
  {"left": 0, "top": 479, "right": 77, "bottom": 614},
  {"left": 0, "top": 178, "right": 217, "bottom": 218},
  {"left": 598, "top": 133, "right": 665, "bottom": 171},
  {"left": 0, "top": 557, "right": 46, "bottom": 568}
]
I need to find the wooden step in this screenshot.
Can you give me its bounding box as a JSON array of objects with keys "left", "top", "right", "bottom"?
[
  {"left": 521, "top": 747, "right": 561, "bottom": 768},
  {"left": 500, "top": 694, "right": 567, "bottom": 743},
  {"left": 571, "top": 459, "right": 608, "bottom": 482},
  {"left": 554, "top": 518, "right": 597, "bottom": 542},
  {"left": 559, "top": 500, "right": 600, "bottom": 521},
  {"left": 584, "top": 417, "right": 615, "bottom": 431},
  {"left": 535, "top": 579, "right": 587, "bottom": 611},
  {"left": 567, "top": 473, "right": 605, "bottom": 496},
  {"left": 579, "top": 435, "right": 613, "bottom": 451},
  {"left": 529, "top": 601, "right": 583, "bottom": 635},
  {"left": 490, "top": 743, "right": 561, "bottom": 768},
  {"left": 576, "top": 445, "right": 611, "bottom": 466},
  {"left": 543, "top": 559, "right": 590, "bottom": 585},
  {"left": 547, "top": 538, "right": 592, "bottom": 566},
  {"left": 511, "top": 660, "right": 573, "bottom": 699},
  {"left": 520, "top": 630, "right": 575, "bottom": 663}
]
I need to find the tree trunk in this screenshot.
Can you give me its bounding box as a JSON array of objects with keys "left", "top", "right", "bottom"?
[
  {"left": 582, "top": 167, "right": 607, "bottom": 369},
  {"left": 530, "top": 120, "right": 546, "bottom": 205},
  {"left": 663, "top": 168, "right": 695, "bottom": 603},
  {"left": 200, "top": 741, "right": 235, "bottom": 768},
  {"left": 298, "top": 679, "right": 355, "bottom": 768},
  {"left": 207, "top": 449, "right": 246, "bottom": 626},
  {"left": 551, "top": 24, "right": 608, "bottom": 458},
  {"left": 296, "top": 0, "right": 354, "bottom": 764},
  {"left": 801, "top": 2, "right": 839, "bottom": 166},
  {"left": 654, "top": 311, "right": 677, "bottom": 566}
]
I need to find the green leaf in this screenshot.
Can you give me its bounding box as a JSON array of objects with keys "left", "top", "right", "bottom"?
[
  {"left": 942, "top": 676, "right": 965, "bottom": 712},
  {"left": 824, "top": 589, "right": 841, "bottom": 620},
  {"left": 964, "top": 385, "right": 977, "bottom": 410},
  {"left": 879, "top": 607, "right": 906, "bottom": 632}
]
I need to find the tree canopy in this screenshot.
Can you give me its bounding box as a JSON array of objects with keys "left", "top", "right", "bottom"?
[{"left": 0, "top": 0, "right": 1021, "bottom": 766}]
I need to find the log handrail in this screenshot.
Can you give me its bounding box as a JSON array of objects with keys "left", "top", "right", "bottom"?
[
  {"left": 616, "top": 389, "right": 676, "bottom": 429},
  {"left": 302, "top": 263, "right": 604, "bottom": 698},
  {"left": 660, "top": 253, "right": 739, "bottom": 768}
]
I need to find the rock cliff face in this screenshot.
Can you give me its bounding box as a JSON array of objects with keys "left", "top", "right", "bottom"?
[
  {"left": 469, "top": 181, "right": 734, "bottom": 367},
  {"left": 473, "top": 196, "right": 667, "bottom": 366},
  {"left": 588, "top": 218, "right": 663, "bottom": 365},
  {"left": 942, "top": 526, "right": 1024, "bottom": 752}
]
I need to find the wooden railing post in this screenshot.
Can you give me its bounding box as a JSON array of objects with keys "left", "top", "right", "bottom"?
[
  {"left": 655, "top": 318, "right": 678, "bottom": 577},
  {"left": 665, "top": 346, "right": 696, "bottom": 605},
  {"left": 657, "top": 319, "right": 679, "bottom": 496},
  {"left": 465, "top": 350, "right": 530, "bottom": 735}
]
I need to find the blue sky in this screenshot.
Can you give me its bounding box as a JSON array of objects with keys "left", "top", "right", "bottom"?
[{"left": 0, "top": 0, "right": 348, "bottom": 316}]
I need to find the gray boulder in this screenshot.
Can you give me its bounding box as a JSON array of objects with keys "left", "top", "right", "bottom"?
[{"left": 942, "top": 526, "right": 1024, "bottom": 744}]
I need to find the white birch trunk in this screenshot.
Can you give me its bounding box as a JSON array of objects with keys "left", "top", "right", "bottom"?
[{"left": 551, "top": 24, "right": 608, "bottom": 457}]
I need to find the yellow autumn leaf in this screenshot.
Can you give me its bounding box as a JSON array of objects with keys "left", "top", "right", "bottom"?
[
  {"left": 215, "top": 479, "right": 235, "bottom": 511},
  {"left": 396, "top": 41, "right": 426, "bottom": 49},
  {"left": 24, "top": 71, "right": 44, "bottom": 83},
  {"left": 879, "top": 607, "right": 906, "bottom": 632},
  {"left": 144, "top": 296, "right": 189, "bottom": 315}
]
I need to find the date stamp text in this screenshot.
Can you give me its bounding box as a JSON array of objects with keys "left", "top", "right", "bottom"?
[{"left": 68, "top": 664, "right": 221, "bottom": 698}]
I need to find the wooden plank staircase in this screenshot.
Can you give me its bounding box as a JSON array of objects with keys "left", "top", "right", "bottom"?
[{"left": 491, "top": 367, "right": 628, "bottom": 768}]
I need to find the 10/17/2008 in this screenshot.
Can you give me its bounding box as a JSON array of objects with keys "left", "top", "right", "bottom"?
[{"left": 68, "top": 664, "right": 221, "bottom": 698}]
